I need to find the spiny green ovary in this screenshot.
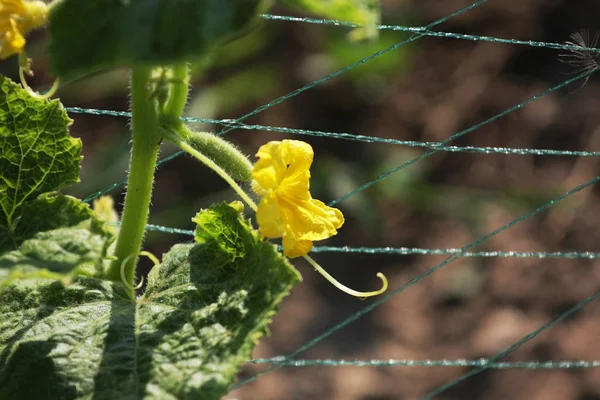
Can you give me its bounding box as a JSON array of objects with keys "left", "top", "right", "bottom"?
[
  {"left": 182, "top": 129, "right": 253, "bottom": 182},
  {"left": 0, "top": 203, "right": 300, "bottom": 400},
  {"left": 0, "top": 76, "right": 80, "bottom": 231}
]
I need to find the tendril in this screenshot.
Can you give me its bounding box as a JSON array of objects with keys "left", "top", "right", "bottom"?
[
  {"left": 303, "top": 254, "right": 388, "bottom": 298},
  {"left": 120, "top": 251, "right": 160, "bottom": 293},
  {"left": 18, "top": 66, "right": 60, "bottom": 100}
]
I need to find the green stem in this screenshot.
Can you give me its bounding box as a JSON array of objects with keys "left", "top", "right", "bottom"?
[
  {"left": 107, "top": 67, "right": 161, "bottom": 292},
  {"left": 163, "top": 64, "right": 189, "bottom": 118}
]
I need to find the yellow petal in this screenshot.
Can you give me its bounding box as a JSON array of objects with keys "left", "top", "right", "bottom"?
[
  {"left": 0, "top": 19, "right": 24, "bottom": 59},
  {"left": 0, "top": 0, "right": 25, "bottom": 15},
  {"left": 278, "top": 140, "right": 312, "bottom": 200},
  {"left": 252, "top": 139, "right": 345, "bottom": 258},
  {"left": 21, "top": 1, "right": 47, "bottom": 32},
  {"left": 0, "top": 0, "right": 47, "bottom": 60},
  {"left": 281, "top": 197, "right": 344, "bottom": 241},
  {"left": 252, "top": 140, "right": 312, "bottom": 198},
  {"left": 282, "top": 227, "right": 313, "bottom": 258},
  {"left": 252, "top": 141, "right": 287, "bottom": 192},
  {"left": 256, "top": 192, "right": 285, "bottom": 239}
]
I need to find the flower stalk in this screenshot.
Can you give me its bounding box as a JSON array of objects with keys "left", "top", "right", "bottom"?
[{"left": 163, "top": 63, "right": 189, "bottom": 118}]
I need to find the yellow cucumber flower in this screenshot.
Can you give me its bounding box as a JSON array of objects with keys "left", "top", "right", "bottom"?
[
  {"left": 0, "top": 0, "right": 47, "bottom": 59},
  {"left": 252, "top": 140, "right": 344, "bottom": 258}
]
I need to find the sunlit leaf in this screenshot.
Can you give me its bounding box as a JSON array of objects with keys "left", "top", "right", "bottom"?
[{"left": 0, "top": 202, "right": 300, "bottom": 399}]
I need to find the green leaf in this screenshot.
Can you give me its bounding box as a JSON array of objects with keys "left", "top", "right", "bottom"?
[
  {"left": 0, "top": 193, "right": 115, "bottom": 285},
  {"left": 49, "top": 0, "right": 271, "bottom": 80},
  {"left": 0, "top": 193, "right": 108, "bottom": 254},
  {"left": 0, "top": 227, "right": 109, "bottom": 279},
  {"left": 281, "top": 0, "right": 381, "bottom": 40},
  {"left": 0, "top": 202, "right": 300, "bottom": 399},
  {"left": 0, "top": 76, "right": 80, "bottom": 232}
]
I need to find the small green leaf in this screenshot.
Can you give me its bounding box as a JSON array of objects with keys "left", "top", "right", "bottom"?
[
  {"left": 281, "top": 0, "right": 381, "bottom": 40},
  {"left": 190, "top": 200, "right": 251, "bottom": 262},
  {"left": 48, "top": 0, "right": 270, "bottom": 80},
  {"left": 0, "top": 202, "right": 300, "bottom": 399},
  {"left": 0, "top": 76, "right": 80, "bottom": 232}
]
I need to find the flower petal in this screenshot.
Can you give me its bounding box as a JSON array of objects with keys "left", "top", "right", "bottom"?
[
  {"left": 256, "top": 192, "right": 285, "bottom": 239},
  {"left": 252, "top": 140, "right": 313, "bottom": 199},
  {"left": 0, "top": 0, "right": 47, "bottom": 60},
  {"left": 252, "top": 141, "right": 287, "bottom": 192},
  {"left": 278, "top": 140, "right": 312, "bottom": 200},
  {"left": 282, "top": 227, "right": 313, "bottom": 258},
  {"left": 281, "top": 198, "right": 344, "bottom": 241},
  {"left": 0, "top": 0, "right": 25, "bottom": 15},
  {"left": 0, "top": 19, "right": 24, "bottom": 59}
]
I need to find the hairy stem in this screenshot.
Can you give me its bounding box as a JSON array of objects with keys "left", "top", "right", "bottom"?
[
  {"left": 106, "top": 67, "right": 161, "bottom": 291},
  {"left": 163, "top": 63, "right": 189, "bottom": 118}
]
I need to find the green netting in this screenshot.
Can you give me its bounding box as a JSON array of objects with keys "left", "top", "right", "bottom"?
[
  {"left": 64, "top": 1, "right": 600, "bottom": 398},
  {"left": 67, "top": 107, "right": 600, "bottom": 158},
  {"left": 138, "top": 223, "right": 600, "bottom": 259},
  {"left": 262, "top": 13, "right": 600, "bottom": 53},
  {"left": 250, "top": 358, "right": 600, "bottom": 369}
]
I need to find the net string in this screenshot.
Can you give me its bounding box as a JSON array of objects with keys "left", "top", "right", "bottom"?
[
  {"left": 249, "top": 358, "right": 600, "bottom": 369},
  {"left": 213, "top": 0, "right": 491, "bottom": 139},
  {"left": 261, "top": 14, "right": 600, "bottom": 54},
  {"left": 66, "top": 107, "right": 600, "bottom": 158},
  {"left": 141, "top": 223, "right": 600, "bottom": 260},
  {"left": 230, "top": 0, "right": 600, "bottom": 390}
]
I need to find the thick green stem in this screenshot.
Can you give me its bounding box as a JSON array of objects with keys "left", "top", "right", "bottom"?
[
  {"left": 107, "top": 67, "right": 161, "bottom": 292},
  {"left": 163, "top": 64, "right": 189, "bottom": 118}
]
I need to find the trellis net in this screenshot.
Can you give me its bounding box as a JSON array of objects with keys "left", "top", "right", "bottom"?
[{"left": 53, "top": 0, "right": 600, "bottom": 398}]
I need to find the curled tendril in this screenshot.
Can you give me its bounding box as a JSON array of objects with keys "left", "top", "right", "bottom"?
[
  {"left": 18, "top": 66, "right": 59, "bottom": 100},
  {"left": 120, "top": 251, "right": 160, "bottom": 292},
  {"left": 303, "top": 254, "right": 388, "bottom": 298},
  {"left": 17, "top": 54, "right": 59, "bottom": 100}
]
